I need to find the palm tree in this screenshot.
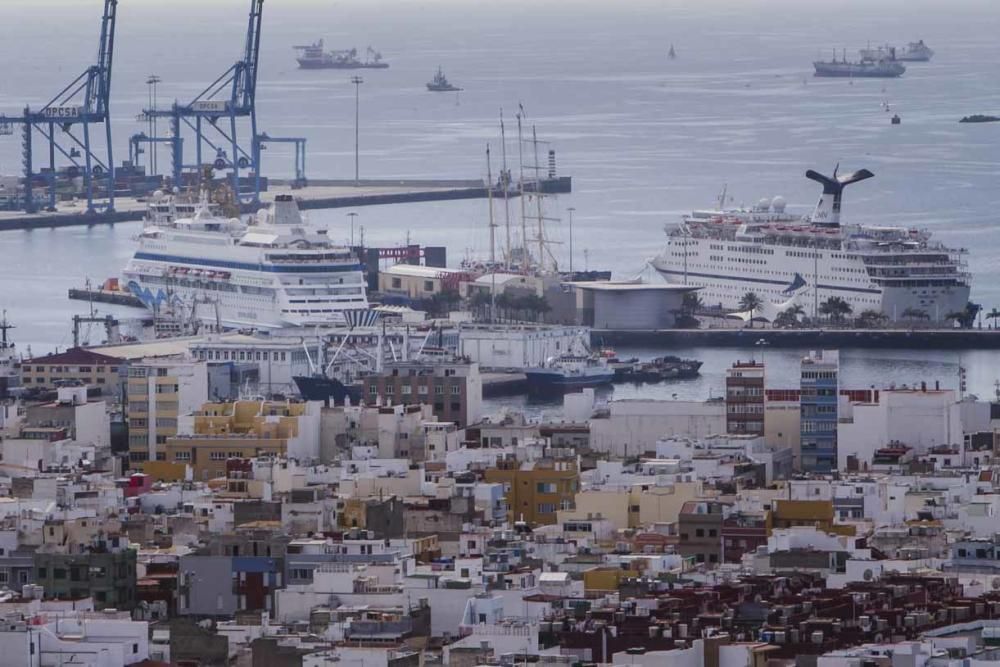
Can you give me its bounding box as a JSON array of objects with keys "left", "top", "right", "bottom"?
[
  {"left": 856, "top": 309, "right": 887, "bottom": 328},
  {"left": 774, "top": 304, "right": 805, "bottom": 329},
  {"left": 819, "top": 296, "right": 853, "bottom": 324},
  {"left": 738, "top": 292, "right": 763, "bottom": 328},
  {"left": 468, "top": 291, "right": 492, "bottom": 321},
  {"left": 682, "top": 291, "right": 704, "bottom": 315}
]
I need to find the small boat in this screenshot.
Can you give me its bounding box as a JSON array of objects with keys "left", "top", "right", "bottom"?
[
  {"left": 427, "top": 67, "right": 461, "bottom": 92},
  {"left": 668, "top": 44, "right": 676, "bottom": 59},
  {"left": 524, "top": 354, "right": 614, "bottom": 391}
]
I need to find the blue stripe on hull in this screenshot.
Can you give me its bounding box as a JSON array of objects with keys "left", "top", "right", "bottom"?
[
  {"left": 133, "top": 252, "right": 361, "bottom": 273},
  {"left": 653, "top": 267, "right": 882, "bottom": 295}
]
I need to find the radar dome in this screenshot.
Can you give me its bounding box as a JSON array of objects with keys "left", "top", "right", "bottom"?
[
  {"left": 152, "top": 189, "right": 165, "bottom": 201},
  {"left": 771, "top": 196, "right": 787, "bottom": 212},
  {"left": 756, "top": 198, "right": 772, "bottom": 212}
]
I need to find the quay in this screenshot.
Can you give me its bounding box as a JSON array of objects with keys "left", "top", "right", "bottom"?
[
  {"left": 592, "top": 327, "right": 1000, "bottom": 350},
  {"left": 68, "top": 288, "right": 144, "bottom": 309},
  {"left": 0, "top": 177, "right": 571, "bottom": 232}
]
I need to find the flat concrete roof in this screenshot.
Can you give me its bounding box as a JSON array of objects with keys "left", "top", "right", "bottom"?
[{"left": 568, "top": 281, "right": 699, "bottom": 292}]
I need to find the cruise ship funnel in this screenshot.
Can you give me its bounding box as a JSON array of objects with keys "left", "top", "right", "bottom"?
[{"left": 806, "top": 167, "right": 874, "bottom": 226}]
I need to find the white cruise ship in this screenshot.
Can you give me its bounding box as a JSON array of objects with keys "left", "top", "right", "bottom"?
[
  {"left": 652, "top": 168, "right": 970, "bottom": 322},
  {"left": 123, "top": 193, "right": 368, "bottom": 329}
]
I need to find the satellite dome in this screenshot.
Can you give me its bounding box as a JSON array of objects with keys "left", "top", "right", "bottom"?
[
  {"left": 756, "top": 198, "right": 772, "bottom": 212},
  {"left": 152, "top": 189, "right": 165, "bottom": 201},
  {"left": 771, "top": 196, "right": 787, "bottom": 212}
]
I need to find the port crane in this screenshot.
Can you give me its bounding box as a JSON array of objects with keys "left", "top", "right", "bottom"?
[
  {"left": 0, "top": 0, "right": 118, "bottom": 214},
  {"left": 136, "top": 0, "right": 306, "bottom": 203}
]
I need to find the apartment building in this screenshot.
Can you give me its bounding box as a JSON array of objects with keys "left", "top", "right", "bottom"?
[{"left": 126, "top": 359, "right": 208, "bottom": 465}]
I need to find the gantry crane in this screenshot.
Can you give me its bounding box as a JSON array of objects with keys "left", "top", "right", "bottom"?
[
  {"left": 0, "top": 0, "right": 118, "bottom": 213},
  {"left": 139, "top": 0, "right": 266, "bottom": 203}
]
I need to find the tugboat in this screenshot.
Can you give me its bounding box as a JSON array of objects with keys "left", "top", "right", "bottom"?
[
  {"left": 426, "top": 67, "right": 461, "bottom": 92},
  {"left": 896, "top": 40, "right": 934, "bottom": 62},
  {"left": 524, "top": 355, "right": 614, "bottom": 392},
  {"left": 813, "top": 48, "right": 905, "bottom": 78},
  {"left": 294, "top": 41, "right": 389, "bottom": 69}
]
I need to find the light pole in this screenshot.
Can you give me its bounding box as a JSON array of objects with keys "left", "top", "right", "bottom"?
[
  {"left": 350, "top": 76, "right": 364, "bottom": 185},
  {"left": 146, "top": 74, "right": 162, "bottom": 176},
  {"left": 567, "top": 207, "right": 576, "bottom": 273},
  {"left": 347, "top": 212, "right": 358, "bottom": 247}
]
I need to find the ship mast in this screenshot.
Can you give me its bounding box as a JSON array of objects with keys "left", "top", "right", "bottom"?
[
  {"left": 486, "top": 144, "right": 497, "bottom": 322},
  {"left": 0, "top": 311, "right": 12, "bottom": 350},
  {"left": 517, "top": 108, "right": 528, "bottom": 274},
  {"left": 500, "top": 109, "right": 512, "bottom": 271}
]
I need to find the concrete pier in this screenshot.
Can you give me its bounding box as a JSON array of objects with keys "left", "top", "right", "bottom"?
[
  {"left": 592, "top": 328, "right": 1000, "bottom": 350},
  {"left": 0, "top": 177, "right": 571, "bottom": 231}
]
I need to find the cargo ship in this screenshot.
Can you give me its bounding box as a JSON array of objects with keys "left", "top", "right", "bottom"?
[
  {"left": 814, "top": 49, "right": 905, "bottom": 78},
  {"left": 294, "top": 41, "right": 389, "bottom": 69},
  {"left": 524, "top": 355, "right": 614, "bottom": 391}
]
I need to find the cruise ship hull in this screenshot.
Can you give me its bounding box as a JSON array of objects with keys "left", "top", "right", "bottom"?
[{"left": 652, "top": 252, "right": 969, "bottom": 323}]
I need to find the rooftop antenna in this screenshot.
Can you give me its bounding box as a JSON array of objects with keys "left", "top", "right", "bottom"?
[{"left": 500, "top": 109, "right": 513, "bottom": 270}]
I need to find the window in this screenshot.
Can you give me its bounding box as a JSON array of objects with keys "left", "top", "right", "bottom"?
[
  {"left": 537, "top": 482, "right": 557, "bottom": 494},
  {"left": 537, "top": 503, "right": 556, "bottom": 514},
  {"left": 451, "top": 385, "right": 461, "bottom": 395},
  {"left": 708, "top": 529, "right": 717, "bottom": 537},
  {"left": 369, "top": 384, "right": 377, "bottom": 396},
  {"left": 434, "top": 385, "right": 444, "bottom": 395},
  {"left": 37, "top": 568, "right": 47, "bottom": 579},
  {"left": 423, "top": 280, "right": 434, "bottom": 292},
  {"left": 174, "top": 451, "right": 191, "bottom": 461},
  {"left": 695, "top": 528, "right": 704, "bottom": 538},
  {"left": 53, "top": 568, "right": 66, "bottom": 580}
]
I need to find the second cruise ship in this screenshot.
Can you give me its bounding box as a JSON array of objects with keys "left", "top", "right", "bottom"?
[
  {"left": 652, "top": 168, "right": 971, "bottom": 322},
  {"left": 123, "top": 193, "right": 368, "bottom": 329}
]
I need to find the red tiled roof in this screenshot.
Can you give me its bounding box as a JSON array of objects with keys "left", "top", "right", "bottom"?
[{"left": 28, "top": 348, "right": 121, "bottom": 366}]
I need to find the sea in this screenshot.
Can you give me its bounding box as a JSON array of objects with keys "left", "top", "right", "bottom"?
[{"left": 1, "top": 0, "right": 1000, "bottom": 407}]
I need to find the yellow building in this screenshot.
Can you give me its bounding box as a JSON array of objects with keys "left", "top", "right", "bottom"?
[
  {"left": 573, "top": 489, "right": 642, "bottom": 530},
  {"left": 771, "top": 499, "right": 855, "bottom": 537},
  {"left": 484, "top": 458, "right": 579, "bottom": 526},
  {"left": 126, "top": 360, "right": 208, "bottom": 466},
  {"left": 153, "top": 400, "right": 311, "bottom": 481}
]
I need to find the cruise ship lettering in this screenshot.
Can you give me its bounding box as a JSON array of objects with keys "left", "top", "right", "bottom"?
[
  {"left": 123, "top": 193, "right": 368, "bottom": 329},
  {"left": 652, "top": 167, "right": 970, "bottom": 322}
]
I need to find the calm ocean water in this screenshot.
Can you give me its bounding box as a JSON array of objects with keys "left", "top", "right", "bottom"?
[{"left": 1, "top": 0, "right": 999, "bottom": 397}]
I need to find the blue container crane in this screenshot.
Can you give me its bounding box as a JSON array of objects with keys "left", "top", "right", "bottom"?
[
  {"left": 0, "top": 0, "right": 118, "bottom": 214},
  {"left": 141, "top": 0, "right": 266, "bottom": 203}
]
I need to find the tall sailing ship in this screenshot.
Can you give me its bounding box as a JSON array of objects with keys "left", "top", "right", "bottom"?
[{"left": 651, "top": 168, "right": 971, "bottom": 322}]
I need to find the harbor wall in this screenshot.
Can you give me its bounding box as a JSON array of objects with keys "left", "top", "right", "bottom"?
[{"left": 591, "top": 328, "right": 1000, "bottom": 350}]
